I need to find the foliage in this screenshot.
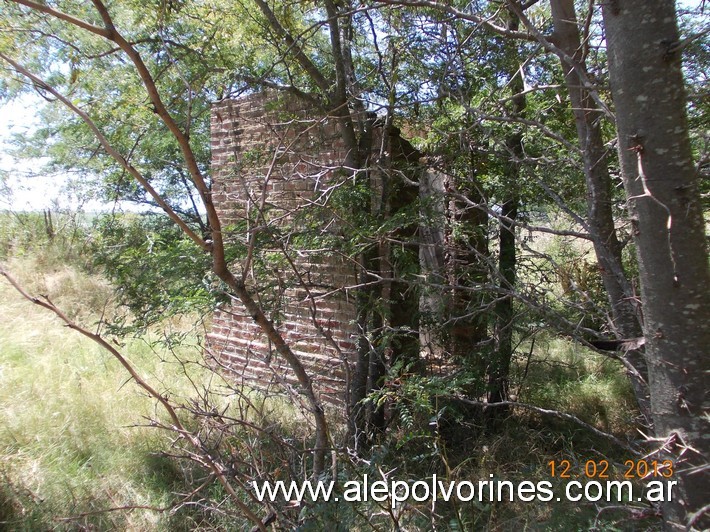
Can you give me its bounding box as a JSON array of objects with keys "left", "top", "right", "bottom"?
[
  {"left": 89, "top": 212, "right": 218, "bottom": 334},
  {"left": 678, "top": 9, "right": 710, "bottom": 202},
  {"left": 0, "top": 210, "right": 89, "bottom": 263},
  {"left": 0, "top": 0, "right": 708, "bottom": 529},
  {"left": 542, "top": 233, "right": 609, "bottom": 331},
  {"left": 0, "top": 269, "right": 651, "bottom": 529}
]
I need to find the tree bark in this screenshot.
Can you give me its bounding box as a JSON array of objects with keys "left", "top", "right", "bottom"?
[
  {"left": 549, "top": 0, "right": 650, "bottom": 425},
  {"left": 419, "top": 167, "right": 448, "bottom": 365},
  {"left": 489, "top": 196, "right": 517, "bottom": 404},
  {"left": 601, "top": 2, "right": 710, "bottom": 529},
  {"left": 489, "top": 8, "right": 524, "bottom": 406}
]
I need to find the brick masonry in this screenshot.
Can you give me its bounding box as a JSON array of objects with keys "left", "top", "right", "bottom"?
[{"left": 206, "top": 92, "right": 367, "bottom": 405}]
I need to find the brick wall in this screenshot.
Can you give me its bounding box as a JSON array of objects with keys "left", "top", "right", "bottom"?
[{"left": 206, "top": 92, "right": 366, "bottom": 405}]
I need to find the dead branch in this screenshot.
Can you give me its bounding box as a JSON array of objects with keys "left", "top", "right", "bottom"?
[{"left": 449, "top": 395, "right": 641, "bottom": 455}]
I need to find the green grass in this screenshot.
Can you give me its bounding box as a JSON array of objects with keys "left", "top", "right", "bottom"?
[
  {"left": 0, "top": 212, "right": 312, "bottom": 530},
  {"left": 0, "top": 260, "right": 210, "bottom": 530},
  {"left": 0, "top": 241, "right": 301, "bottom": 530},
  {"left": 519, "top": 335, "right": 639, "bottom": 434},
  {"left": 0, "top": 210, "right": 655, "bottom": 530}
]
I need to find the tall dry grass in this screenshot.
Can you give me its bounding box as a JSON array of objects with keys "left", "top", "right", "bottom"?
[
  {"left": 0, "top": 212, "right": 212, "bottom": 530},
  {"left": 0, "top": 211, "right": 651, "bottom": 530}
]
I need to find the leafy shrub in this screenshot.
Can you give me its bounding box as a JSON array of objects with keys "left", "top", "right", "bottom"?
[{"left": 89, "top": 213, "right": 219, "bottom": 334}]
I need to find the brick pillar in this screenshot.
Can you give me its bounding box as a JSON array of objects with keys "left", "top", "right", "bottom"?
[{"left": 206, "top": 92, "right": 361, "bottom": 405}]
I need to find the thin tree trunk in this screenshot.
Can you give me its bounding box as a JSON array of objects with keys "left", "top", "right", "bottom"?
[
  {"left": 489, "top": 8, "right": 524, "bottom": 405},
  {"left": 255, "top": 0, "right": 382, "bottom": 447},
  {"left": 549, "top": 0, "right": 650, "bottom": 424},
  {"left": 43, "top": 209, "right": 55, "bottom": 241},
  {"left": 601, "top": 2, "right": 710, "bottom": 528},
  {"left": 489, "top": 197, "right": 517, "bottom": 404},
  {"left": 419, "top": 168, "right": 448, "bottom": 366},
  {"left": 448, "top": 170, "right": 489, "bottom": 359},
  {"left": 349, "top": 255, "right": 374, "bottom": 447}
]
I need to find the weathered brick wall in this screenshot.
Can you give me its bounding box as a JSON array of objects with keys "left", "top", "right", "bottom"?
[{"left": 206, "top": 92, "right": 363, "bottom": 405}]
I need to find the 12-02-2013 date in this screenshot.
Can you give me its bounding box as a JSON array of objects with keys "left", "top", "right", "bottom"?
[{"left": 548, "top": 459, "right": 673, "bottom": 479}]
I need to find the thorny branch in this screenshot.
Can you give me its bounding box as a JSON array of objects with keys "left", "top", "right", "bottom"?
[{"left": 626, "top": 146, "right": 678, "bottom": 282}]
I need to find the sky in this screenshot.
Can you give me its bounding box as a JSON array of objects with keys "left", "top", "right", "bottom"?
[
  {"left": 0, "top": 93, "right": 137, "bottom": 213},
  {"left": 0, "top": 94, "right": 61, "bottom": 211}
]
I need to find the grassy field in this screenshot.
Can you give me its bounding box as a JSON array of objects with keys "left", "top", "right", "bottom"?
[{"left": 0, "top": 226, "right": 212, "bottom": 529}]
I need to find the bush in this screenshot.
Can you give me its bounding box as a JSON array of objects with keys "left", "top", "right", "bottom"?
[{"left": 89, "top": 213, "right": 218, "bottom": 334}]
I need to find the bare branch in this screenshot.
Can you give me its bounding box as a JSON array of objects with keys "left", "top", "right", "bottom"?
[
  {"left": 507, "top": 1, "right": 614, "bottom": 120},
  {"left": 0, "top": 267, "right": 269, "bottom": 531},
  {"left": 449, "top": 395, "right": 641, "bottom": 455},
  {"left": 251, "top": 0, "right": 332, "bottom": 94},
  {"left": 2, "top": 3, "right": 331, "bottom": 474}
]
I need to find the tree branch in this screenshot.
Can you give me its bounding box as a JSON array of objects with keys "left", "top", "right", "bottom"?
[
  {"left": 8, "top": 0, "right": 112, "bottom": 38},
  {"left": 372, "top": 0, "right": 536, "bottom": 41},
  {"left": 251, "top": 0, "right": 332, "bottom": 94},
  {"left": 0, "top": 52, "right": 208, "bottom": 251},
  {"left": 2, "top": 2, "right": 332, "bottom": 476},
  {"left": 0, "top": 267, "right": 268, "bottom": 532},
  {"left": 449, "top": 395, "right": 641, "bottom": 455}
]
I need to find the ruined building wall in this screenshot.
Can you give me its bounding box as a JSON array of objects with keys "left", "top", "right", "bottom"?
[{"left": 206, "top": 92, "right": 363, "bottom": 405}]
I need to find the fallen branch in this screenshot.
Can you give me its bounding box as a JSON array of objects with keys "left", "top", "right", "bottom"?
[{"left": 448, "top": 395, "right": 641, "bottom": 455}]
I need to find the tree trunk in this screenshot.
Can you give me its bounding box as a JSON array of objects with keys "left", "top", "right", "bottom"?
[
  {"left": 489, "top": 196, "right": 517, "bottom": 404},
  {"left": 489, "top": 9, "right": 524, "bottom": 405},
  {"left": 601, "top": 2, "right": 710, "bottom": 528},
  {"left": 444, "top": 174, "right": 489, "bottom": 362},
  {"left": 549, "top": 0, "right": 650, "bottom": 425},
  {"left": 419, "top": 167, "right": 448, "bottom": 366}
]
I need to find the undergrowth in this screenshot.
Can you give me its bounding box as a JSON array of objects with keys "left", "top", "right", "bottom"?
[
  {"left": 0, "top": 211, "right": 213, "bottom": 529},
  {"left": 0, "top": 274, "right": 215, "bottom": 530},
  {"left": 0, "top": 210, "right": 656, "bottom": 530}
]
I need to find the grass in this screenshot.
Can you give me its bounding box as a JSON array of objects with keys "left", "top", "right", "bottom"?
[
  {"left": 0, "top": 215, "right": 219, "bottom": 530},
  {"left": 0, "top": 219, "right": 305, "bottom": 530},
  {"left": 0, "top": 212, "right": 318, "bottom": 530},
  {"left": 519, "top": 336, "right": 639, "bottom": 434}
]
